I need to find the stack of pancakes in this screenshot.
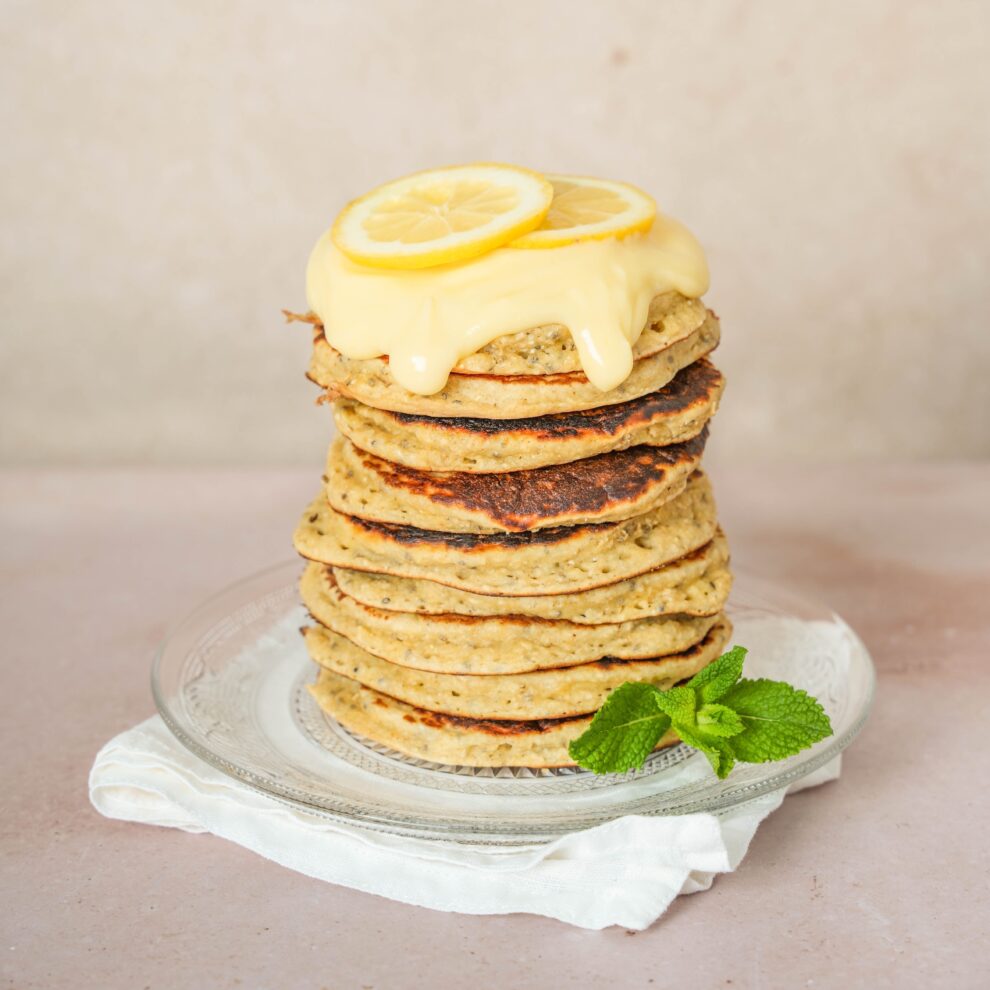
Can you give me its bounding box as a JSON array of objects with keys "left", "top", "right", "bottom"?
[{"left": 293, "top": 291, "right": 732, "bottom": 768}]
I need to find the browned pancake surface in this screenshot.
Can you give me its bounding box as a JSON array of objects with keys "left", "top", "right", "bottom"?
[
  {"left": 346, "top": 428, "right": 707, "bottom": 532},
  {"left": 384, "top": 358, "right": 722, "bottom": 440},
  {"left": 344, "top": 512, "right": 609, "bottom": 551}
]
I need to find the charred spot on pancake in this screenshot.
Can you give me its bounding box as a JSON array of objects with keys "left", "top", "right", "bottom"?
[
  {"left": 415, "top": 708, "right": 587, "bottom": 735},
  {"left": 351, "top": 428, "right": 708, "bottom": 531},
  {"left": 592, "top": 654, "right": 677, "bottom": 669},
  {"left": 345, "top": 512, "right": 610, "bottom": 549},
  {"left": 380, "top": 359, "right": 722, "bottom": 439}
]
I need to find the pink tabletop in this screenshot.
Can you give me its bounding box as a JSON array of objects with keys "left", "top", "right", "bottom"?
[{"left": 2, "top": 464, "right": 987, "bottom": 988}]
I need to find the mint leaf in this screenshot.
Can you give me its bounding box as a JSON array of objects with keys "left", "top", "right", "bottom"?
[
  {"left": 653, "top": 685, "right": 743, "bottom": 779},
  {"left": 651, "top": 685, "right": 696, "bottom": 723},
  {"left": 721, "top": 678, "right": 833, "bottom": 763},
  {"left": 674, "top": 720, "right": 737, "bottom": 778},
  {"left": 687, "top": 645, "right": 747, "bottom": 703},
  {"left": 671, "top": 721, "right": 713, "bottom": 754},
  {"left": 696, "top": 702, "right": 745, "bottom": 738},
  {"left": 568, "top": 682, "right": 671, "bottom": 774},
  {"left": 703, "top": 740, "right": 736, "bottom": 779}
]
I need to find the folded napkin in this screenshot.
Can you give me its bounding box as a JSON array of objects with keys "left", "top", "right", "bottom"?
[{"left": 91, "top": 715, "right": 839, "bottom": 930}]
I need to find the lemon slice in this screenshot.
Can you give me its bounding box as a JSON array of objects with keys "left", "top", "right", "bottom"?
[
  {"left": 332, "top": 164, "right": 554, "bottom": 269},
  {"left": 511, "top": 174, "right": 656, "bottom": 248}
]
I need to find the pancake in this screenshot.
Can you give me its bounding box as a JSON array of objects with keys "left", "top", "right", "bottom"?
[
  {"left": 302, "top": 617, "right": 730, "bottom": 719},
  {"left": 308, "top": 311, "right": 720, "bottom": 418},
  {"left": 452, "top": 291, "right": 708, "bottom": 375},
  {"left": 308, "top": 667, "right": 682, "bottom": 768},
  {"left": 290, "top": 291, "right": 707, "bottom": 378},
  {"left": 324, "top": 429, "right": 707, "bottom": 534},
  {"left": 294, "top": 469, "right": 718, "bottom": 596},
  {"left": 332, "top": 530, "right": 731, "bottom": 624},
  {"left": 301, "top": 563, "right": 719, "bottom": 675},
  {"left": 332, "top": 358, "right": 724, "bottom": 474}
]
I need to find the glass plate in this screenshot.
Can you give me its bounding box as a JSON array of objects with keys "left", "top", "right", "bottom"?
[{"left": 152, "top": 562, "right": 874, "bottom": 846}]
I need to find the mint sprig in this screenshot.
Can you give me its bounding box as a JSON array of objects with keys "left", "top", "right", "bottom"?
[{"left": 568, "top": 645, "right": 833, "bottom": 779}]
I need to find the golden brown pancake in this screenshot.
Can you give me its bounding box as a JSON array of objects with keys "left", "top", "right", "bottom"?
[
  {"left": 332, "top": 358, "right": 723, "bottom": 473},
  {"left": 308, "top": 312, "right": 720, "bottom": 418},
  {"left": 293, "top": 469, "right": 719, "bottom": 596},
  {"left": 324, "top": 429, "right": 707, "bottom": 533},
  {"left": 308, "top": 667, "right": 682, "bottom": 768},
  {"left": 302, "top": 617, "right": 730, "bottom": 719},
  {"left": 331, "top": 530, "right": 731, "bottom": 624},
  {"left": 289, "top": 290, "right": 708, "bottom": 378},
  {"left": 300, "top": 562, "right": 719, "bottom": 674}
]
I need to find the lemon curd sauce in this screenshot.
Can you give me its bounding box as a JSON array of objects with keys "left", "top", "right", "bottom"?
[{"left": 305, "top": 213, "right": 709, "bottom": 397}]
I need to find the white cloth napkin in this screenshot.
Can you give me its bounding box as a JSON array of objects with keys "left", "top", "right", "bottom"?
[{"left": 90, "top": 716, "right": 839, "bottom": 930}]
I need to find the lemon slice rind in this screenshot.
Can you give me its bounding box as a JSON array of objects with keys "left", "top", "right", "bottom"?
[
  {"left": 510, "top": 174, "right": 656, "bottom": 249},
  {"left": 332, "top": 163, "right": 554, "bottom": 270}
]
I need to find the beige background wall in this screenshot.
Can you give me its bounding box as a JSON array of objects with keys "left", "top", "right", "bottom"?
[{"left": 1, "top": 0, "right": 987, "bottom": 465}]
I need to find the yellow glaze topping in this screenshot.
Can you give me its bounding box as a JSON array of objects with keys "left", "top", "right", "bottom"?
[{"left": 305, "top": 212, "right": 709, "bottom": 396}]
